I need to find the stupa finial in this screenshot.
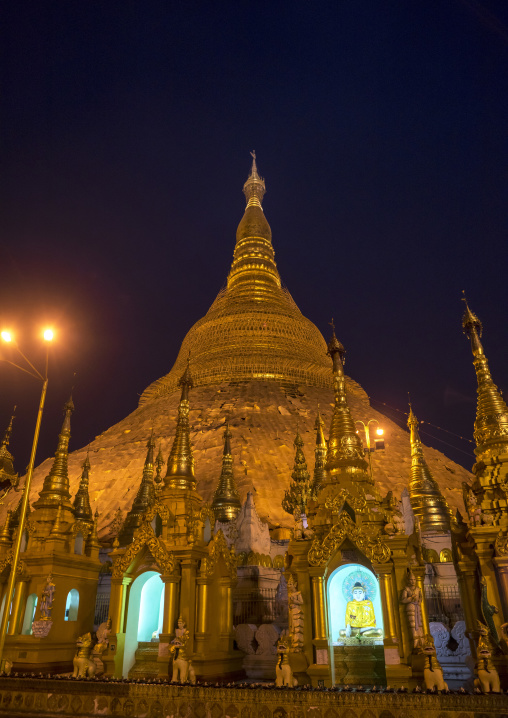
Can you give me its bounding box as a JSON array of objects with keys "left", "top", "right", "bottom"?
[
  {"left": 407, "top": 403, "right": 452, "bottom": 533},
  {"left": 211, "top": 422, "right": 241, "bottom": 522},
  {"left": 243, "top": 151, "right": 266, "bottom": 207}
]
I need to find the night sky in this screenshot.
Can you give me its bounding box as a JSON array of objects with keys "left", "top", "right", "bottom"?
[{"left": 1, "top": 1, "right": 507, "bottom": 476}]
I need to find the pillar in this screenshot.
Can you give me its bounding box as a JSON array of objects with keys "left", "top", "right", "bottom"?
[
  {"left": 311, "top": 576, "right": 327, "bottom": 640},
  {"left": 7, "top": 580, "right": 27, "bottom": 635},
  {"left": 110, "top": 577, "right": 129, "bottom": 634},
  {"left": 161, "top": 576, "right": 179, "bottom": 637},
  {"left": 375, "top": 565, "right": 398, "bottom": 646},
  {"left": 494, "top": 557, "right": 508, "bottom": 621},
  {"left": 194, "top": 576, "right": 209, "bottom": 656}
]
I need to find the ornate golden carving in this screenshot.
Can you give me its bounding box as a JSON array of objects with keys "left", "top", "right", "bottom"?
[
  {"left": 308, "top": 513, "right": 391, "bottom": 566},
  {"left": 143, "top": 499, "right": 170, "bottom": 524},
  {"left": 111, "top": 522, "right": 176, "bottom": 578},
  {"left": 201, "top": 529, "right": 236, "bottom": 578},
  {"left": 0, "top": 549, "right": 25, "bottom": 575},
  {"left": 495, "top": 529, "right": 508, "bottom": 556},
  {"left": 324, "top": 489, "right": 366, "bottom": 513},
  {"left": 71, "top": 520, "right": 92, "bottom": 539},
  {"left": 211, "top": 423, "right": 241, "bottom": 522}
]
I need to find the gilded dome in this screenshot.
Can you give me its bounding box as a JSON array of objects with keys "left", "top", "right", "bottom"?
[{"left": 140, "top": 158, "right": 334, "bottom": 403}]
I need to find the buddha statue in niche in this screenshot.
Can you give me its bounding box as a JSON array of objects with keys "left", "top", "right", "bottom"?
[{"left": 339, "top": 581, "right": 383, "bottom": 638}]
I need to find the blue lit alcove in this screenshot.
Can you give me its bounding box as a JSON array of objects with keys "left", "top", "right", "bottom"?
[
  {"left": 327, "top": 563, "right": 383, "bottom": 645},
  {"left": 123, "top": 571, "right": 164, "bottom": 677}
]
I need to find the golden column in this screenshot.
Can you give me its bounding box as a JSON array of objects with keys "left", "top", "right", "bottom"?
[
  {"left": 7, "top": 579, "right": 28, "bottom": 636},
  {"left": 311, "top": 575, "right": 327, "bottom": 641},
  {"left": 375, "top": 564, "right": 398, "bottom": 646},
  {"left": 161, "top": 575, "right": 180, "bottom": 638}
]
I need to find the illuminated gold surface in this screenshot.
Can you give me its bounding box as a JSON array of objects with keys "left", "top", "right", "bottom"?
[
  {"left": 282, "top": 425, "right": 313, "bottom": 516},
  {"left": 325, "top": 328, "right": 367, "bottom": 473},
  {"left": 72, "top": 451, "right": 93, "bottom": 523},
  {"left": 140, "top": 157, "right": 333, "bottom": 403},
  {"left": 164, "top": 360, "right": 195, "bottom": 490},
  {"left": 311, "top": 409, "right": 326, "bottom": 492},
  {"left": 407, "top": 405, "right": 452, "bottom": 533},
  {"left": 0, "top": 413, "right": 17, "bottom": 488},
  {"left": 119, "top": 433, "right": 156, "bottom": 545},
  {"left": 210, "top": 422, "right": 241, "bottom": 523},
  {"left": 462, "top": 297, "right": 508, "bottom": 461},
  {"left": 32, "top": 397, "right": 74, "bottom": 513}
]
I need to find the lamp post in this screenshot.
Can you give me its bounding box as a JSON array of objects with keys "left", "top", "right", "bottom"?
[
  {"left": 0, "top": 329, "right": 53, "bottom": 670},
  {"left": 355, "top": 419, "right": 384, "bottom": 480}
]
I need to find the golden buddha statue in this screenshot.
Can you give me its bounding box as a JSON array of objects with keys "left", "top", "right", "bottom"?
[{"left": 339, "top": 582, "right": 383, "bottom": 638}]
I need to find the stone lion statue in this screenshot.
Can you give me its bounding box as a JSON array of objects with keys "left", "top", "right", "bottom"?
[{"left": 72, "top": 632, "right": 96, "bottom": 679}]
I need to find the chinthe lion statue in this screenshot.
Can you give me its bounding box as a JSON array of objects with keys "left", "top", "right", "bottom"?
[
  {"left": 72, "top": 632, "right": 96, "bottom": 679},
  {"left": 275, "top": 633, "right": 298, "bottom": 687},
  {"left": 421, "top": 635, "right": 448, "bottom": 691},
  {"left": 474, "top": 623, "right": 501, "bottom": 693}
]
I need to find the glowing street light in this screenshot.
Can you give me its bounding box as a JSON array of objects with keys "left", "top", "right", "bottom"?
[{"left": 0, "top": 329, "right": 54, "bottom": 670}]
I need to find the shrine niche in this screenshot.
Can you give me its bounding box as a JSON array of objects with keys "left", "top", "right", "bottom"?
[{"left": 328, "top": 564, "right": 383, "bottom": 645}]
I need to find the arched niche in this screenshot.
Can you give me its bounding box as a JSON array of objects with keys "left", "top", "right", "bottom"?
[
  {"left": 74, "top": 532, "right": 84, "bottom": 555},
  {"left": 64, "top": 589, "right": 79, "bottom": 621},
  {"left": 22, "top": 593, "right": 38, "bottom": 635},
  {"left": 327, "top": 563, "right": 384, "bottom": 645},
  {"left": 439, "top": 549, "right": 452, "bottom": 563},
  {"left": 123, "top": 570, "right": 164, "bottom": 677}
]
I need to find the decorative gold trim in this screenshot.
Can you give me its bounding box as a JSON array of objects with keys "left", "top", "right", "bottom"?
[
  {"left": 0, "top": 549, "right": 26, "bottom": 576},
  {"left": 111, "top": 522, "right": 176, "bottom": 578},
  {"left": 201, "top": 529, "right": 236, "bottom": 578},
  {"left": 308, "top": 512, "right": 391, "bottom": 566},
  {"left": 71, "top": 520, "right": 92, "bottom": 539}
]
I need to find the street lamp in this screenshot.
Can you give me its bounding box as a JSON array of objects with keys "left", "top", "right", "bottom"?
[
  {"left": 355, "top": 419, "right": 384, "bottom": 480},
  {"left": 0, "top": 328, "right": 53, "bottom": 670}
]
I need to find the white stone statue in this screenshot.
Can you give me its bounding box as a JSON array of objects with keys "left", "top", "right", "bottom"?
[
  {"left": 400, "top": 568, "right": 424, "bottom": 652},
  {"left": 287, "top": 575, "right": 304, "bottom": 651},
  {"left": 275, "top": 632, "right": 297, "bottom": 687}
]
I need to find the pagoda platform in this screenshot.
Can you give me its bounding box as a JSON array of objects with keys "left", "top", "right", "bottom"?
[{"left": 0, "top": 677, "right": 506, "bottom": 717}]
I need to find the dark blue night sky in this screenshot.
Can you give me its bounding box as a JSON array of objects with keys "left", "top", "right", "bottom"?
[{"left": 1, "top": 1, "right": 507, "bottom": 472}]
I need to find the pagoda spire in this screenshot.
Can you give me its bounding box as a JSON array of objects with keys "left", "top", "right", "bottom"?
[
  {"left": 282, "top": 423, "right": 313, "bottom": 517},
  {"left": 325, "top": 322, "right": 366, "bottom": 471},
  {"left": 73, "top": 450, "right": 93, "bottom": 523},
  {"left": 0, "top": 408, "right": 18, "bottom": 488},
  {"left": 154, "top": 444, "right": 164, "bottom": 485},
  {"left": 312, "top": 407, "right": 327, "bottom": 493},
  {"left": 119, "top": 431, "right": 157, "bottom": 545},
  {"left": 227, "top": 153, "right": 281, "bottom": 295},
  {"left": 407, "top": 404, "right": 451, "bottom": 533},
  {"left": 462, "top": 294, "right": 508, "bottom": 460},
  {"left": 33, "top": 396, "right": 74, "bottom": 513},
  {"left": 211, "top": 422, "right": 241, "bottom": 522},
  {"left": 164, "top": 359, "right": 195, "bottom": 490}
]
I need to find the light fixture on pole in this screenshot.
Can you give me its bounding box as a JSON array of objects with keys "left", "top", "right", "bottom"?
[
  {"left": 0, "top": 328, "right": 54, "bottom": 670},
  {"left": 355, "top": 418, "right": 384, "bottom": 480}
]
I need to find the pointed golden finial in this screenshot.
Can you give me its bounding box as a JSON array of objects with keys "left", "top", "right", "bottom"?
[
  {"left": 0, "top": 407, "right": 18, "bottom": 487},
  {"left": 243, "top": 150, "right": 266, "bottom": 208},
  {"left": 406, "top": 403, "right": 451, "bottom": 533},
  {"left": 33, "top": 394, "right": 75, "bottom": 512},
  {"left": 164, "top": 359, "right": 196, "bottom": 490},
  {"left": 49, "top": 504, "right": 66, "bottom": 538},
  {"left": 282, "top": 423, "right": 312, "bottom": 517},
  {"left": 460, "top": 294, "right": 508, "bottom": 461},
  {"left": 211, "top": 421, "right": 241, "bottom": 522},
  {"left": 325, "top": 323, "right": 365, "bottom": 471},
  {"left": 461, "top": 291, "right": 484, "bottom": 357},
  {"left": 154, "top": 444, "right": 164, "bottom": 485},
  {"left": 313, "top": 405, "right": 327, "bottom": 493},
  {"left": 0, "top": 512, "right": 12, "bottom": 546},
  {"left": 119, "top": 431, "right": 157, "bottom": 544},
  {"left": 73, "top": 449, "right": 93, "bottom": 523}
]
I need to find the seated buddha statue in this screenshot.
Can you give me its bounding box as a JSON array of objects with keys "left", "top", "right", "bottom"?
[{"left": 338, "top": 582, "right": 383, "bottom": 639}]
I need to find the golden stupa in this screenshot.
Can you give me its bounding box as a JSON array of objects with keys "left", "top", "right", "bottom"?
[{"left": 0, "top": 156, "right": 473, "bottom": 535}]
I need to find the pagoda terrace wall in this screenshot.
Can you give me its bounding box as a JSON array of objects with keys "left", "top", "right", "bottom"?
[{"left": 0, "top": 677, "right": 507, "bottom": 717}]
